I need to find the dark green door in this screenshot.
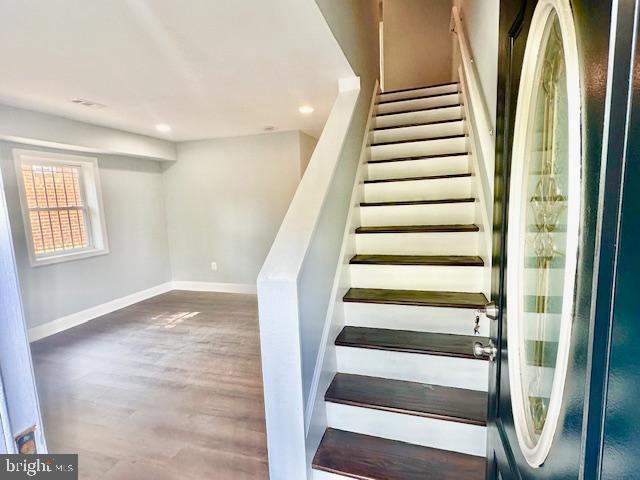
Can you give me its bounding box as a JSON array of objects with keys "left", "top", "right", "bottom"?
[{"left": 488, "top": 0, "right": 613, "bottom": 478}]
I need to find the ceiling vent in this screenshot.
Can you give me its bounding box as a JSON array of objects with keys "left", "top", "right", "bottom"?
[{"left": 70, "top": 98, "right": 106, "bottom": 109}]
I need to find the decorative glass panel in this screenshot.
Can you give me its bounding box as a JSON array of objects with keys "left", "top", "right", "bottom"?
[{"left": 519, "top": 12, "right": 568, "bottom": 444}]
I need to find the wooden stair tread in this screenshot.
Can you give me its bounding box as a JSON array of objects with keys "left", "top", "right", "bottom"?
[
  {"left": 312, "top": 428, "right": 485, "bottom": 480},
  {"left": 335, "top": 326, "right": 489, "bottom": 360},
  {"left": 350, "top": 254, "right": 484, "bottom": 267},
  {"left": 356, "top": 224, "right": 479, "bottom": 234},
  {"left": 361, "top": 198, "right": 475, "bottom": 207},
  {"left": 326, "top": 373, "right": 487, "bottom": 425},
  {"left": 377, "top": 91, "right": 460, "bottom": 105},
  {"left": 343, "top": 288, "right": 488, "bottom": 308},
  {"left": 380, "top": 81, "right": 459, "bottom": 95},
  {"left": 376, "top": 103, "right": 463, "bottom": 117},
  {"left": 364, "top": 173, "right": 471, "bottom": 184},
  {"left": 371, "top": 134, "right": 465, "bottom": 147},
  {"left": 367, "top": 152, "right": 468, "bottom": 164},
  {"left": 372, "top": 118, "right": 464, "bottom": 131}
]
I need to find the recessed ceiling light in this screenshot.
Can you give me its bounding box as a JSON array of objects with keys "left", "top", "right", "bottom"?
[
  {"left": 155, "top": 123, "right": 171, "bottom": 133},
  {"left": 298, "top": 105, "right": 314, "bottom": 114}
]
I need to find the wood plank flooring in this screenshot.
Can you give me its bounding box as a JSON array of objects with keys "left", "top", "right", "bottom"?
[{"left": 30, "top": 290, "right": 268, "bottom": 480}]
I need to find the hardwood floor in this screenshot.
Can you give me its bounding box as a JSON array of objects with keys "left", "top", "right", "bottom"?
[{"left": 30, "top": 290, "right": 268, "bottom": 480}]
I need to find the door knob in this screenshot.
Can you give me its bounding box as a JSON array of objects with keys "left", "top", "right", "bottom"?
[
  {"left": 473, "top": 340, "right": 498, "bottom": 361},
  {"left": 476, "top": 302, "right": 499, "bottom": 320}
]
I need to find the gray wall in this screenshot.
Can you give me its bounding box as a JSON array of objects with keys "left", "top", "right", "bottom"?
[
  {"left": 453, "top": 0, "right": 500, "bottom": 129},
  {"left": 383, "top": 0, "right": 454, "bottom": 90},
  {"left": 315, "top": 0, "right": 380, "bottom": 97},
  {"left": 299, "top": 131, "right": 318, "bottom": 177},
  {"left": 163, "top": 131, "right": 311, "bottom": 286},
  {"left": 0, "top": 141, "right": 172, "bottom": 329}
]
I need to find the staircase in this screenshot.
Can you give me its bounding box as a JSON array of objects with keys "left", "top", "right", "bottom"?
[{"left": 312, "top": 82, "right": 490, "bottom": 480}]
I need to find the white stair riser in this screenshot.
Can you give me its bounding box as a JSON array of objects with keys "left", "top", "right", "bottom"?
[
  {"left": 367, "top": 155, "right": 470, "bottom": 180},
  {"left": 356, "top": 231, "right": 480, "bottom": 256},
  {"left": 350, "top": 264, "right": 484, "bottom": 291},
  {"left": 369, "top": 137, "right": 467, "bottom": 161},
  {"left": 374, "top": 106, "right": 463, "bottom": 129},
  {"left": 344, "top": 303, "right": 488, "bottom": 336},
  {"left": 378, "top": 84, "right": 459, "bottom": 103},
  {"left": 336, "top": 346, "right": 489, "bottom": 391},
  {"left": 326, "top": 403, "right": 486, "bottom": 457},
  {"left": 364, "top": 176, "right": 473, "bottom": 203},
  {"left": 375, "top": 93, "right": 461, "bottom": 115},
  {"left": 371, "top": 121, "right": 465, "bottom": 145},
  {"left": 360, "top": 202, "right": 475, "bottom": 227}
]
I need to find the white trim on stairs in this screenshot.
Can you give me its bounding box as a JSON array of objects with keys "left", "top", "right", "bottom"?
[{"left": 304, "top": 80, "right": 380, "bottom": 439}]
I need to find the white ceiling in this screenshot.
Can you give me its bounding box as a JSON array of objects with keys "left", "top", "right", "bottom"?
[{"left": 0, "top": 0, "right": 353, "bottom": 141}]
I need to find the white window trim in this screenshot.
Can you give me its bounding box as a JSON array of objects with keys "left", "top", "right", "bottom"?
[{"left": 13, "top": 149, "right": 109, "bottom": 267}]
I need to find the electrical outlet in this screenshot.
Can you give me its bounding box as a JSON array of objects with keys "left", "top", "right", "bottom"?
[{"left": 211, "top": 262, "right": 218, "bottom": 271}]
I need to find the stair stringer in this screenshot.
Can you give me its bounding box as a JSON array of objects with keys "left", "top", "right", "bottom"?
[{"left": 303, "top": 81, "right": 379, "bottom": 474}]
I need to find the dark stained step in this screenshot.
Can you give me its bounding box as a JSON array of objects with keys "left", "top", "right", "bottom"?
[
  {"left": 343, "top": 288, "right": 488, "bottom": 309},
  {"left": 376, "top": 103, "right": 464, "bottom": 117},
  {"left": 350, "top": 254, "right": 484, "bottom": 267},
  {"left": 371, "top": 134, "right": 466, "bottom": 147},
  {"left": 313, "top": 428, "right": 485, "bottom": 480},
  {"left": 377, "top": 91, "right": 460, "bottom": 105},
  {"left": 373, "top": 118, "right": 464, "bottom": 132},
  {"left": 356, "top": 224, "right": 479, "bottom": 234},
  {"left": 361, "top": 198, "right": 475, "bottom": 207},
  {"left": 364, "top": 173, "right": 472, "bottom": 184},
  {"left": 368, "top": 152, "right": 468, "bottom": 164},
  {"left": 326, "top": 373, "right": 487, "bottom": 425},
  {"left": 380, "top": 81, "right": 460, "bottom": 95},
  {"left": 335, "top": 326, "right": 489, "bottom": 360}
]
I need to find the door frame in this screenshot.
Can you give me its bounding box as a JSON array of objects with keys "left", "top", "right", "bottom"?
[
  {"left": 0, "top": 163, "right": 47, "bottom": 454},
  {"left": 488, "top": 0, "right": 622, "bottom": 477},
  {"left": 580, "top": 0, "right": 640, "bottom": 477}
]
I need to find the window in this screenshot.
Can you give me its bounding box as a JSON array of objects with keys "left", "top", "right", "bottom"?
[{"left": 14, "top": 149, "right": 109, "bottom": 266}]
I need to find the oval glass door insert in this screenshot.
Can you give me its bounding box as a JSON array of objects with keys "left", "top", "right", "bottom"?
[{"left": 506, "top": 0, "right": 581, "bottom": 468}]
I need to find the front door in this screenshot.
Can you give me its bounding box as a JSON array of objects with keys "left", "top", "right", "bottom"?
[{"left": 487, "top": 0, "right": 613, "bottom": 477}]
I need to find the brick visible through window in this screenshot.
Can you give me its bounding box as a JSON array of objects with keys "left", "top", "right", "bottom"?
[{"left": 21, "top": 163, "right": 90, "bottom": 255}]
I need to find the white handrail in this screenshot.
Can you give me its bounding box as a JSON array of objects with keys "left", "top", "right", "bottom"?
[
  {"left": 452, "top": 5, "right": 496, "bottom": 299},
  {"left": 452, "top": 6, "right": 496, "bottom": 180}
]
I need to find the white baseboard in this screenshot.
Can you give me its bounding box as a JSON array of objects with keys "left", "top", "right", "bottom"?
[
  {"left": 170, "top": 280, "right": 257, "bottom": 294},
  {"left": 27, "top": 282, "right": 174, "bottom": 342},
  {"left": 28, "top": 280, "right": 258, "bottom": 342}
]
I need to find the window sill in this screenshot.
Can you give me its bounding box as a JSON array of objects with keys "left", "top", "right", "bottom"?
[{"left": 29, "top": 247, "right": 110, "bottom": 268}]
